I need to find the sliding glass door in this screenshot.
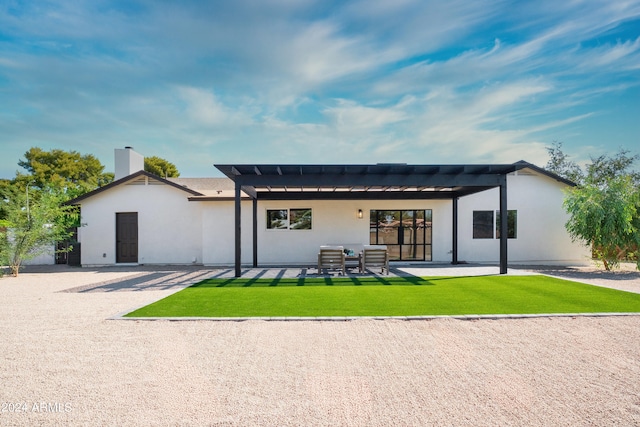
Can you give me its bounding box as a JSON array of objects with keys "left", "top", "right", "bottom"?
[{"left": 369, "top": 210, "right": 432, "bottom": 261}]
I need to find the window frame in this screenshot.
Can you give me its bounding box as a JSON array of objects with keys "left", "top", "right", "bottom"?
[
  {"left": 266, "top": 208, "right": 312, "bottom": 230},
  {"left": 472, "top": 210, "right": 494, "bottom": 239},
  {"left": 289, "top": 208, "right": 313, "bottom": 230},
  {"left": 266, "top": 209, "right": 289, "bottom": 230},
  {"left": 369, "top": 209, "right": 433, "bottom": 261},
  {"left": 496, "top": 210, "right": 517, "bottom": 239},
  {"left": 472, "top": 209, "right": 518, "bottom": 239}
]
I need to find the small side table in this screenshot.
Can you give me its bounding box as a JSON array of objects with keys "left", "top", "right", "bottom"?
[{"left": 345, "top": 256, "right": 359, "bottom": 271}]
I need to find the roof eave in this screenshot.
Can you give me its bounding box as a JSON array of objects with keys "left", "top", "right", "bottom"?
[
  {"left": 513, "top": 160, "right": 577, "bottom": 187},
  {"left": 66, "top": 170, "right": 204, "bottom": 205}
]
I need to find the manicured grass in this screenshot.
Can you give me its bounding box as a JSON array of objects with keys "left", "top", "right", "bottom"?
[{"left": 124, "top": 275, "right": 640, "bottom": 318}]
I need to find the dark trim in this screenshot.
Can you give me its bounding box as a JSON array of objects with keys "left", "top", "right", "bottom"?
[
  {"left": 513, "top": 160, "right": 577, "bottom": 186},
  {"left": 253, "top": 188, "right": 495, "bottom": 200},
  {"left": 188, "top": 196, "right": 251, "bottom": 202},
  {"left": 67, "top": 170, "right": 204, "bottom": 205}
]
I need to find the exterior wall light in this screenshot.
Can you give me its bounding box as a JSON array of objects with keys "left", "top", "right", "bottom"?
[{"left": 357, "top": 209, "right": 364, "bottom": 219}]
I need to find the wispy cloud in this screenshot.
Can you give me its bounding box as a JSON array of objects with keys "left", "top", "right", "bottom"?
[
  {"left": 323, "top": 99, "right": 408, "bottom": 130},
  {"left": 575, "top": 36, "right": 640, "bottom": 69},
  {"left": 0, "top": 0, "right": 639, "bottom": 177},
  {"left": 175, "top": 86, "right": 256, "bottom": 128}
]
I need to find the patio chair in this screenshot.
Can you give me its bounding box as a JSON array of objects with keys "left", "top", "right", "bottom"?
[
  {"left": 359, "top": 245, "right": 389, "bottom": 275},
  {"left": 317, "top": 246, "right": 346, "bottom": 275}
]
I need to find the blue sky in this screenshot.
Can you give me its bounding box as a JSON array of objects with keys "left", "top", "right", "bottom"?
[{"left": 1, "top": 0, "right": 639, "bottom": 178}]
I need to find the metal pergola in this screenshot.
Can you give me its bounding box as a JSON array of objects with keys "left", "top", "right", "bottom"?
[{"left": 215, "top": 163, "right": 529, "bottom": 277}]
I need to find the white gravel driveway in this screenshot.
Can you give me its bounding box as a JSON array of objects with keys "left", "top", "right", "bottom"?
[{"left": 1, "top": 265, "right": 639, "bottom": 426}]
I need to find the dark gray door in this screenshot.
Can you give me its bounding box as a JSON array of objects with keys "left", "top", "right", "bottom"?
[{"left": 116, "top": 212, "right": 138, "bottom": 263}]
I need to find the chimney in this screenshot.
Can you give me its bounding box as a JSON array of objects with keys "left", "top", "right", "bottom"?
[{"left": 114, "top": 147, "right": 144, "bottom": 180}]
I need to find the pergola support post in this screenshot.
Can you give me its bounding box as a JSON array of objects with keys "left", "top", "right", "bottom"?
[
  {"left": 452, "top": 197, "right": 459, "bottom": 265},
  {"left": 252, "top": 197, "right": 258, "bottom": 268},
  {"left": 499, "top": 176, "right": 508, "bottom": 274},
  {"left": 234, "top": 182, "right": 242, "bottom": 277}
]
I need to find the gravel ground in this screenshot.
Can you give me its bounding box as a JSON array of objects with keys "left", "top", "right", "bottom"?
[{"left": 1, "top": 264, "right": 639, "bottom": 426}]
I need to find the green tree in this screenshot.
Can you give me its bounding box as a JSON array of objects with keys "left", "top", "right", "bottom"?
[
  {"left": 0, "top": 179, "right": 11, "bottom": 195},
  {"left": 0, "top": 185, "right": 79, "bottom": 276},
  {"left": 15, "top": 147, "right": 113, "bottom": 199},
  {"left": 585, "top": 149, "right": 640, "bottom": 187},
  {"left": 564, "top": 176, "right": 640, "bottom": 270},
  {"left": 144, "top": 156, "right": 180, "bottom": 178},
  {"left": 545, "top": 141, "right": 584, "bottom": 184},
  {"left": 549, "top": 144, "right": 640, "bottom": 270}
]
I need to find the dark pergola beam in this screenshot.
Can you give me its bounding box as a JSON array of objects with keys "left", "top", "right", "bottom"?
[
  {"left": 241, "top": 185, "right": 258, "bottom": 199},
  {"left": 254, "top": 188, "right": 494, "bottom": 200},
  {"left": 233, "top": 173, "right": 504, "bottom": 188}
]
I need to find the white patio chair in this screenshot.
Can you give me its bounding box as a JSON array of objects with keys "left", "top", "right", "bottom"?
[
  {"left": 317, "top": 246, "right": 346, "bottom": 275},
  {"left": 359, "top": 245, "right": 389, "bottom": 275}
]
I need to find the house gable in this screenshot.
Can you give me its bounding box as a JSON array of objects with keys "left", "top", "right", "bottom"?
[
  {"left": 66, "top": 170, "right": 204, "bottom": 205},
  {"left": 76, "top": 171, "right": 206, "bottom": 266},
  {"left": 513, "top": 160, "right": 576, "bottom": 187}
]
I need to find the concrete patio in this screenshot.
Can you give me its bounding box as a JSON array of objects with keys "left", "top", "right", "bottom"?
[{"left": 52, "top": 262, "right": 535, "bottom": 294}]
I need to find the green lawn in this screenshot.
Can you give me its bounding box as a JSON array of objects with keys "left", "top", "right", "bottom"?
[{"left": 124, "top": 275, "right": 640, "bottom": 318}]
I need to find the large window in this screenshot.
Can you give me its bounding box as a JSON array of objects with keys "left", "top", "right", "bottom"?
[
  {"left": 267, "top": 209, "right": 288, "bottom": 229},
  {"left": 370, "top": 210, "right": 432, "bottom": 261},
  {"left": 473, "top": 211, "right": 494, "bottom": 239},
  {"left": 266, "top": 208, "right": 312, "bottom": 230},
  {"left": 290, "top": 209, "right": 312, "bottom": 230},
  {"left": 496, "top": 210, "right": 517, "bottom": 239},
  {"left": 473, "top": 210, "right": 517, "bottom": 239}
]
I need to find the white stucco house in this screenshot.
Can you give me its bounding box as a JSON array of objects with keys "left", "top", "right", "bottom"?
[{"left": 67, "top": 148, "right": 591, "bottom": 275}]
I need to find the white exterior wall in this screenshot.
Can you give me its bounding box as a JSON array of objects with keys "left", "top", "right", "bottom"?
[
  {"left": 201, "top": 200, "right": 254, "bottom": 265},
  {"left": 4, "top": 228, "right": 56, "bottom": 265},
  {"left": 203, "top": 199, "right": 454, "bottom": 266},
  {"left": 457, "top": 170, "right": 591, "bottom": 265},
  {"left": 22, "top": 247, "right": 56, "bottom": 265},
  {"left": 75, "top": 166, "right": 591, "bottom": 267},
  {"left": 78, "top": 182, "right": 203, "bottom": 266}
]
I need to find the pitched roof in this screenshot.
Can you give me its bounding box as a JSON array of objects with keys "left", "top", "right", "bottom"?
[
  {"left": 514, "top": 160, "right": 577, "bottom": 186},
  {"left": 166, "top": 177, "right": 235, "bottom": 196},
  {"left": 66, "top": 170, "right": 205, "bottom": 205},
  {"left": 66, "top": 161, "right": 575, "bottom": 205}
]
